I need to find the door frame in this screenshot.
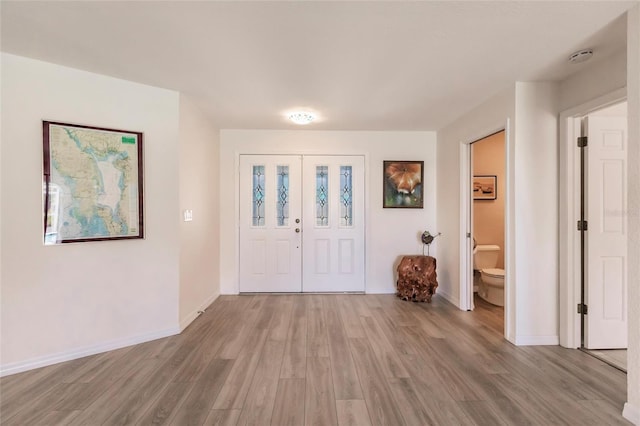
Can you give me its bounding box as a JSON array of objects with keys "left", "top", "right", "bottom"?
[
  {"left": 459, "top": 124, "right": 512, "bottom": 342},
  {"left": 236, "top": 153, "right": 368, "bottom": 294},
  {"left": 558, "top": 88, "right": 627, "bottom": 348}
]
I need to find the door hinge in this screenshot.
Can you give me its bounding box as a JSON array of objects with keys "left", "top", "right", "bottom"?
[
  {"left": 577, "top": 220, "right": 588, "bottom": 231},
  {"left": 466, "top": 232, "right": 471, "bottom": 238},
  {"left": 577, "top": 136, "right": 588, "bottom": 147},
  {"left": 577, "top": 303, "right": 588, "bottom": 315}
]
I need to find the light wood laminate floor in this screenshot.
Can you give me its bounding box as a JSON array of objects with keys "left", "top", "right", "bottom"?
[
  {"left": 0, "top": 294, "right": 630, "bottom": 425},
  {"left": 585, "top": 349, "right": 627, "bottom": 372}
]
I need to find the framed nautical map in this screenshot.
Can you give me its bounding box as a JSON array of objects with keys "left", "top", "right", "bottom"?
[{"left": 43, "top": 121, "right": 144, "bottom": 244}]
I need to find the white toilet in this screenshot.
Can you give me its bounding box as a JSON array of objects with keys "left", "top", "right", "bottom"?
[{"left": 473, "top": 244, "right": 505, "bottom": 306}]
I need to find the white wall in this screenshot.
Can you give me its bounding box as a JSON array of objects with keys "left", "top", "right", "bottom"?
[
  {"left": 512, "top": 82, "right": 559, "bottom": 345},
  {"left": 559, "top": 50, "right": 627, "bottom": 112},
  {"left": 219, "top": 130, "right": 437, "bottom": 296},
  {"left": 0, "top": 54, "right": 181, "bottom": 375},
  {"left": 624, "top": 5, "right": 640, "bottom": 425},
  {"left": 178, "top": 95, "right": 220, "bottom": 330},
  {"left": 558, "top": 40, "right": 629, "bottom": 351},
  {"left": 436, "top": 87, "right": 515, "bottom": 314},
  {"left": 437, "top": 83, "right": 560, "bottom": 346}
]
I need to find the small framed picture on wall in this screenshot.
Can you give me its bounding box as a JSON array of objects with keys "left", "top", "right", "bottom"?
[
  {"left": 383, "top": 160, "right": 424, "bottom": 208},
  {"left": 473, "top": 175, "right": 497, "bottom": 200}
]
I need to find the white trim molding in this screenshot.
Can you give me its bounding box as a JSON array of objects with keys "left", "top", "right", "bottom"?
[
  {"left": 514, "top": 335, "right": 560, "bottom": 346},
  {"left": 558, "top": 88, "right": 627, "bottom": 349},
  {"left": 0, "top": 326, "right": 180, "bottom": 377},
  {"left": 437, "top": 288, "right": 459, "bottom": 308},
  {"left": 179, "top": 292, "right": 220, "bottom": 331},
  {"left": 623, "top": 402, "right": 640, "bottom": 425}
]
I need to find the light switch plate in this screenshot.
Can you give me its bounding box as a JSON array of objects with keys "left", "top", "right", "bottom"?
[{"left": 183, "top": 209, "right": 193, "bottom": 222}]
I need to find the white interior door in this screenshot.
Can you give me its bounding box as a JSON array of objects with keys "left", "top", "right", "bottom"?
[
  {"left": 239, "top": 155, "right": 302, "bottom": 292},
  {"left": 302, "top": 156, "right": 365, "bottom": 292},
  {"left": 584, "top": 115, "right": 628, "bottom": 349}
]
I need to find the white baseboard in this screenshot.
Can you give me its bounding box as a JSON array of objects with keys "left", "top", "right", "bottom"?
[
  {"left": 436, "top": 289, "right": 460, "bottom": 308},
  {"left": 623, "top": 402, "right": 640, "bottom": 425},
  {"left": 0, "top": 326, "right": 180, "bottom": 377},
  {"left": 364, "top": 288, "right": 396, "bottom": 294},
  {"left": 179, "top": 292, "right": 220, "bottom": 331},
  {"left": 514, "top": 335, "right": 560, "bottom": 346}
]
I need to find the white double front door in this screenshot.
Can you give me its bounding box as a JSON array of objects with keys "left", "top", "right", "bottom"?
[{"left": 239, "top": 155, "right": 365, "bottom": 293}]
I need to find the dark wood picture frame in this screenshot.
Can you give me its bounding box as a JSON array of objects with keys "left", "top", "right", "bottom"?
[
  {"left": 383, "top": 160, "right": 424, "bottom": 208},
  {"left": 43, "top": 121, "right": 144, "bottom": 244},
  {"left": 473, "top": 175, "right": 497, "bottom": 200}
]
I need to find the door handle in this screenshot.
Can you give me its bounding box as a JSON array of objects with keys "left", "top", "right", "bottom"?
[
  {"left": 295, "top": 218, "right": 300, "bottom": 223},
  {"left": 295, "top": 228, "right": 301, "bottom": 233}
]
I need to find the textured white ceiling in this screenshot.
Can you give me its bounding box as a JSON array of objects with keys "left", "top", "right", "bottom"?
[{"left": 0, "top": 1, "right": 635, "bottom": 130}]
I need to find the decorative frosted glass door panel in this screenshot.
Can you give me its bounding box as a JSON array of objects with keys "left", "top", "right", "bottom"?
[
  {"left": 302, "top": 156, "right": 365, "bottom": 292},
  {"left": 239, "top": 155, "right": 302, "bottom": 292}
]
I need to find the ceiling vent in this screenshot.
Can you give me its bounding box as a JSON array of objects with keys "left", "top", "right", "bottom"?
[{"left": 569, "top": 49, "right": 593, "bottom": 64}]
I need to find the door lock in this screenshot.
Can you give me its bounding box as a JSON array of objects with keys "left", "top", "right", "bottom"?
[
  {"left": 295, "top": 228, "right": 301, "bottom": 233},
  {"left": 295, "top": 218, "right": 300, "bottom": 223}
]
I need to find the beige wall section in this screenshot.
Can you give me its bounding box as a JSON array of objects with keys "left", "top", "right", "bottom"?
[
  {"left": 0, "top": 54, "right": 181, "bottom": 375},
  {"left": 624, "top": 5, "right": 640, "bottom": 425},
  {"left": 178, "top": 95, "right": 220, "bottom": 330},
  {"left": 472, "top": 131, "right": 505, "bottom": 268}
]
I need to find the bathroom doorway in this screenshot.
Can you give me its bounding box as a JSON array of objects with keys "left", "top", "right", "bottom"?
[{"left": 470, "top": 131, "right": 506, "bottom": 330}]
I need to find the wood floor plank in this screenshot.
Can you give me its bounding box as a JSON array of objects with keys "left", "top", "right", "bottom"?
[
  {"left": 324, "top": 296, "right": 363, "bottom": 400},
  {"left": 306, "top": 295, "right": 329, "bottom": 358},
  {"left": 236, "top": 340, "right": 285, "bottom": 425},
  {"left": 0, "top": 357, "right": 92, "bottom": 421},
  {"left": 347, "top": 338, "right": 405, "bottom": 426},
  {"left": 213, "top": 327, "right": 269, "bottom": 410},
  {"left": 335, "top": 400, "right": 372, "bottom": 426},
  {"left": 53, "top": 335, "right": 184, "bottom": 413},
  {"left": 336, "top": 295, "right": 365, "bottom": 338},
  {"left": 217, "top": 307, "right": 261, "bottom": 360},
  {"left": 169, "top": 358, "right": 234, "bottom": 425},
  {"left": 66, "top": 360, "right": 160, "bottom": 426},
  {"left": 61, "top": 347, "right": 132, "bottom": 384},
  {"left": 457, "top": 400, "right": 509, "bottom": 426},
  {"left": 368, "top": 306, "right": 416, "bottom": 357},
  {"left": 268, "top": 295, "right": 294, "bottom": 342},
  {"left": 280, "top": 296, "right": 307, "bottom": 379},
  {"left": 577, "top": 399, "right": 633, "bottom": 426},
  {"left": 35, "top": 409, "right": 82, "bottom": 426},
  {"left": 386, "top": 377, "right": 437, "bottom": 425},
  {"left": 359, "top": 316, "right": 409, "bottom": 378},
  {"left": 203, "top": 409, "right": 242, "bottom": 426},
  {"left": 1, "top": 294, "right": 631, "bottom": 426},
  {"left": 136, "top": 381, "right": 194, "bottom": 425},
  {"left": 270, "top": 378, "right": 305, "bottom": 426},
  {"left": 3, "top": 383, "right": 73, "bottom": 425},
  {"left": 305, "top": 356, "right": 337, "bottom": 426},
  {"left": 101, "top": 351, "right": 199, "bottom": 425}
]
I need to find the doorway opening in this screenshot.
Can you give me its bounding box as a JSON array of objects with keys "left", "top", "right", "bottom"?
[
  {"left": 577, "top": 102, "right": 628, "bottom": 372},
  {"left": 469, "top": 131, "right": 506, "bottom": 333}
]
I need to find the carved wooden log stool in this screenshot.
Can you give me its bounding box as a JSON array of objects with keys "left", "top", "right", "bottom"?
[{"left": 396, "top": 255, "right": 438, "bottom": 302}]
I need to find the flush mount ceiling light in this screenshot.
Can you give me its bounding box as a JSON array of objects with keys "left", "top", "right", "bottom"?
[
  {"left": 288, "top": 111, "right": 316, "bottom": 125},
  {"left": 569, "top": 49, "right": 594, "bottom": 64}
]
